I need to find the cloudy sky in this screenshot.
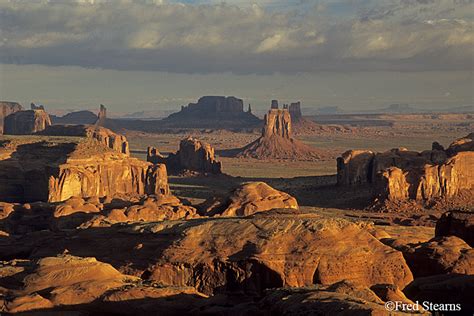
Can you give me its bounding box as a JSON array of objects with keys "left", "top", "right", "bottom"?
[{"left": 0, "top": 0, "right": 472, "bottom": 114}]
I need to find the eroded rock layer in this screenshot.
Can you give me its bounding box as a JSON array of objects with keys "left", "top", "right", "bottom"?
[
  {"left": 40, "top": 124, "right": 130, "bottom": 155},
  {"left": 235, "top": 108, "right": 322, "bottom": 160},
  {"left": 0, "top": 136, "right": 167, "bottom": 202},
  {"left": 337, "top": 133, "right": 474, "bottom": 203},
  {"left": 148, "top": 137, "right": 222, "bottom": 174}
]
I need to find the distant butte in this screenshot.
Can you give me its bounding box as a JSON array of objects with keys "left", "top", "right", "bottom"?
[
  {"left": 232, "top": 101, "right": 324, "bottom": 160},
  {"left": 162, "top": 96, "right": 261, "bottom": 129}
]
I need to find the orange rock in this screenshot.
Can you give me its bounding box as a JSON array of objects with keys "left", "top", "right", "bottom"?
[{"left": 200, "top": 182, "right": 298, "bottom": 216}]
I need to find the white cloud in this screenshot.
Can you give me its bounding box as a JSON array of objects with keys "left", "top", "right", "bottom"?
[{"left": 0, "top": 0, "right": 472, "bottom": 73}]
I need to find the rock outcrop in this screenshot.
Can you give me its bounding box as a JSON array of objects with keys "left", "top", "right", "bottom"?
[
  {"left": 435, "top": 211, "right": 474, "bottom": 247},
  {"left": 163, "top": 96, "right": 261, "bottom": 129},
  {"left": 289, "top": 101, "right": 303, "bottom": 122},
  {"left": 50, "top": 110, "right": 98, "bottom": 125},
  {"left": 234, "top": 107, "right": 322, "bottom": 160},
  {"left": 0, "top": 136, "right": 168, "bottom": 202},
  {"left": 148, "top": 137, "right": 222, "bottom": 174},
  {"left": 96, "top": 104, "right": 107, "bottom": 126},
  {"left": 143, "top": 215, "right": 413, "bottom": 295},
  {"left": 0, "top": 102, "right": 23, "bottom": 134},
  {"left": 200, "top": 182, "right": 298, "bottom": 216},
  {"left": 3, "top": 109, "right": 52, "bottom": 135},
  {"left": 40, "top": 124, "right": 130, "bottom": 155},
  {"left": 337, "top": 133, "right": 474, "bottom": 204}
]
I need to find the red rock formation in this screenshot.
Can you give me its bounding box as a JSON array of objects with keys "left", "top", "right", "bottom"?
[
  {"left": 164, "top": 96, "right": 261, "bottom": 129},
  {"left": 146, "top": 215, "right": 413, "bottom": 294},
  {"left": 0, "top": 137, "right": 168, "bottom": 202},
  {"left": 235, "top": 109, "right": 322, "bottom": 160},
  {"left": 200, "top": 182, "right": 298, "bottom": 216},
  {"left": 40, "top": 124, "right": 130, "bottom": 155},
  {"left": 0, "top": 101, "right": 23, "bottom": 134},
  {"left": 96, "top": 104, "right": 107, "bottom": 126},
  {"left": 337, "top": 133, "right": 474, "bottom": 204},
  {"left": 3, "top": 109, "right": 52, "bottom": 135},
  {"left": 148, "top": 137, "right": 222, "bottom": 174}
]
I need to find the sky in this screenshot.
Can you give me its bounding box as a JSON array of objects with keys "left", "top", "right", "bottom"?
[{"left": 0, "top": 0, "right": 473, "bottom": 114}]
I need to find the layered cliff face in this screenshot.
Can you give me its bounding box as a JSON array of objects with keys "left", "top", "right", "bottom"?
[
  {"left": 235, "top": 108, "right": 322, "bottom": 160},
  {"left": 337, "top": 133, "right": 474, "bottom": 203},
  {"left": 0, "top": 101, "right": 23, "bottom": 134},
  {"left": 148, "top": 137, "right": 222, "bottom": 174},
  {"left": 0, "top": 136, "right": 168, "bottom": 202},
  {"left": 3, "top": 109, "right": 52, "bottom": 135},
  {"left": 40, "top": 125, "right": 130, "bottom": 155}
]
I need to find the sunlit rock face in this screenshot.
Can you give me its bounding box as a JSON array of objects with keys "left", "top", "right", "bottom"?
[
  {"left": 0, "top": 137, "right": 168, "bottom": 202},
  {"left": 337, "top": 133, "right": 474, "bottom": 203}
]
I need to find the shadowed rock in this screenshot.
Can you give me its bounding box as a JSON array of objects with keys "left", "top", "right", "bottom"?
[
  {"left": 3, "top": 109, "right": 52, "bottom": 135},
  {"left": 0, "top": 101, "right": 23, "bottom": 134},
  {"left": 148, "top": 137, "right": 222, "bottom": 174},
  {"left": 0, "top": 136, "right": 168, "bottom": 202}
]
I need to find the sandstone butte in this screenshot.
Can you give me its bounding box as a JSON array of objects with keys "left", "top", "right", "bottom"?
[
  {"left": 0, "top": 136, "right": 168, "bottom": 202},
  {"left": 3, "top": 108, "right": 52, "bottom": 135},
  {"left": 337, "top": 132, "right": 474, "bottom": 203},
  {"left": 148, "top": 137, "right": 222, "bottom": 174},
  {"left": 0, "top": 101, "right": 23, "bottom": 133},
  {"left": 235, "top": 106, "right": 323, "bottom": 160}
]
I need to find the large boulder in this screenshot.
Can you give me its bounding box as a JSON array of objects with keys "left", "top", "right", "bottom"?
[
  {"left": 3, "top": 109, "right": 52, "bottom": 135},
  {"left": 388, "top": 236, "right": 474, "bottom": 277},
  {"left": 200, "top": 182, "right": 298, "bottom": 216}
]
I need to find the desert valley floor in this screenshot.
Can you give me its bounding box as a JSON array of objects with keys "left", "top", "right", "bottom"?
[{"left": 0, "top": 108, "right": 473, "bottom": 315}]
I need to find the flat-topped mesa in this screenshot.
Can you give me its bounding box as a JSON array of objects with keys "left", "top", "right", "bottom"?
[
  {"left": 163, "top": 96, "right": 261, "bottom": 129},
  {"left": 39, "top": 124, "right": 130, "bottom": 155},
  {"left": 0, "top": 101, "right": 23, "bottom": 134},
  {"left": 0, "top": 137, "right": 169, "bottom": 202},
  {"left": 337, "top": 133, "right": 474, "bottom": 203},
  {"left": 148, "top": 137, "right": 222, "bottom": 174},
  {"left": 263, "top": 109, "right": 292, "bottom": 139},
  {"left": 3, "top": 108, "right": 52, "bottom": 135}
]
